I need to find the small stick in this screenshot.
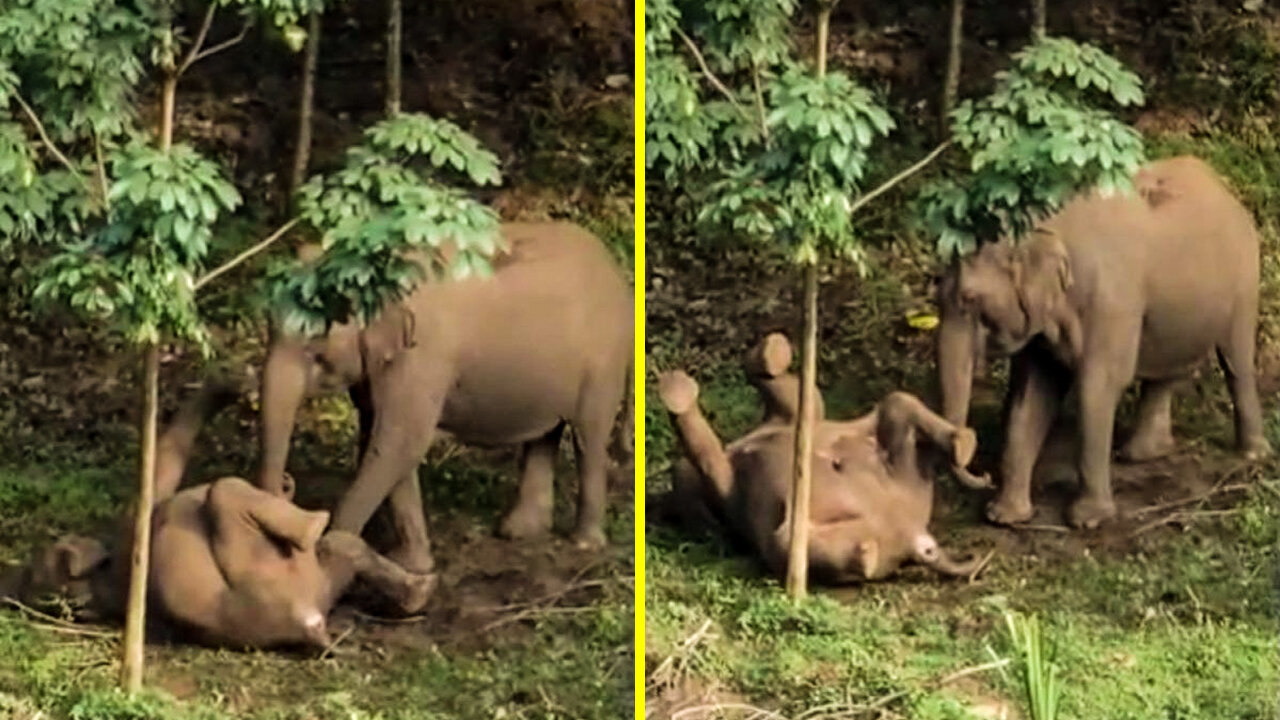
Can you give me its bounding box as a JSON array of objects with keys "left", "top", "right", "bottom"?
[
  {"left": 672, "top": 703, "right": 786, "bottom": 720},
  {"left": 1019, "top": 524, "right": 1071, "bottom": 534},
  {"left": 318, "top": 625, "right": 355, "bottom": 660},
  {"left": 351, "top": 609, "right": 428, "bottom": 624},
  {"left": 967, "top": 549, "right": 996, "bottom": 584},
  {"left": 1129, "top": 480, "right": 1252, "bottom": 519},
  {"left": 1131, "top": 508, "right": 1243, "bottom": 538},
  {"left": 1, "top": 598, "right": 116, "bottom": 638},
  {"left": 647, "top": 618, "right": 714, "bottom": 692}
]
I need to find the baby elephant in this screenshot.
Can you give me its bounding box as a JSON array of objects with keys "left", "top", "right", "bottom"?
[
  {"left": 659, "top": 333, "right": 986, "bottom": 584},
  {"left": 3, "top": 384, "right": 436, "bottom": 650}
]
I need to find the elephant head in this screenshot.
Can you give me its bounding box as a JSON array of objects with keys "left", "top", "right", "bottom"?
[
  {"left": 257, "top": 319, "right": 364, "bottom": 494},
  {"left": 936, "top": 231, "right": 1073, "bottom": 426},
  {"left": 1, "top": 535, "right": 116, "bottom": 615}
]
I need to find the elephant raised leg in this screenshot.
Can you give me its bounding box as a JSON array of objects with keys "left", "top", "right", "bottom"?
[
  {"left": 317, "top": 531, "right": 438, "bottom": 615},
  {"left": 989, "top": 350, "right": 1071, "bottom": 525},
  {"left": 875, "top": 392, "right": 977, "bottom": 478},
  {"left": 499, "top": 423, "right": 567, "bottom": 541},
  {"left": 659, "top": 371, "right": 735, "bottom": 504},
  {"left": 1218, "top": 307, "right": 1272, "bottom": 460},
  {"left": 744, "top": 333, "right": 825, "bottom": 425},
  {"left": 1118, "top": 378, "right": 1179, "bottom": 462}
]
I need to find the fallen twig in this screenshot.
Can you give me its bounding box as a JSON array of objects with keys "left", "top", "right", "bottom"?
[
  {"left": 672, "top": 702, "right": 786, "bottom": 720},
  {"left": 967, "top": 549, "right": 996, "bottom": 584},
  {"left": 647, "top": 618, "right": 714, "bottom": 693},
  {"left": 1019, "top": 524, "right": 1071, "bottom": 534},
  {"left": 1131, "top": 508, "right": 1243, "bottom": 537},
  {"left": 351, "top": 609, "right": 429, "bottom": 624},
  {"left": 318, "top": 625, "right": 355, "bottom": 660},
  {"left": 2, "top": 598, "right": 116, "bottom": 638},
  {"left": 1129, "top": 475, "right": 1252, "bottom": 519}
]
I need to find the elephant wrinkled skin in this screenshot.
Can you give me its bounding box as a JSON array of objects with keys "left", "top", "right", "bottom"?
[
  {"left": 2, "top": 385, "right": 435, "bottom": 650},
  {"left": 659, "top": 333, "right": 987, "bottom": 584},
  {"left": 257, "top": 222, "right": 634, "bottom": 573},
  {"left": 936, "top": 155, "right": 1272, "bottom": 529}
]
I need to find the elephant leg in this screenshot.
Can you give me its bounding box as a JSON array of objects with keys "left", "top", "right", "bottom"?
[
  {"left": 499, "top": 423, "right": 566, "bottom": 541},
  {"left": 349, "top": 382, "right": 433, "bottom": 573},
  {"left": 330, "top": 361, "right": 445, "bottom": 562},
  {"left": 658, "top": 371, "right": 734, "bottom": 501},
  {"left": 1217, "top": 309, "right": 1272, "bottom": 459},
  {"left": 876, "top": 391, "right": 977, "bottom": 478},
  {"left": 205, "top": 477, "right": 330, "bottom": 559},
  {"left": 569, "top": 370, "right": 624, "bottom": 549},
  {"left": 317, "top": 531, "right": 438, "bottom": 615},
  {"left": 988, "top": 352, "right": 1068, "bottom": 525},
  {"left": 1118, "top": 378, "right": 1178, "bottom": 462},
  {"left": 1069, "top": 363, "right": 1128, "bottom": 529}
]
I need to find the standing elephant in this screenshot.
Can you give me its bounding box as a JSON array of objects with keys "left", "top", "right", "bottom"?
[
  {"left": 936, "top": 155, "right": 1271, "bottom": 529},
  {"left": 257, "top": 222, "right": 634, "bottom": 574},
  {"left": 2, "top": 383, "right": 434, "bottom": 650},
  {"left": 658, "top": 333, "right": 986, "bottom": 583}
]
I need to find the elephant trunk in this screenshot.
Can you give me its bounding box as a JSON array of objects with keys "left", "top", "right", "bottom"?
[
  {"left": 912, "top": 532, "right": 988, "bottom": 578},
  {"left": 257, "top": 336, "right": 310, "bottom": 495},
  {"left": 937, "top": 303, "right": 977, "bottom": 428}
]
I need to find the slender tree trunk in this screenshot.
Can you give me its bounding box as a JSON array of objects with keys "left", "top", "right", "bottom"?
[
  {"left": 386, "top": 0, "right": 402, "bottom": 116},
  {"left": 290, "top": 11, "right": 322, "bottom": 202},
  {"left": 785, "top": 2, "right": 834, "bottom": 601},
  {"left": 119, "top": 73, "right": 176, "bottom": 694},
  {"left": 942, "top": 0, "right": 964, "bottom": 134},
  {"left": 1031, "top": 0, "right": 1046, "bottom": 41}
]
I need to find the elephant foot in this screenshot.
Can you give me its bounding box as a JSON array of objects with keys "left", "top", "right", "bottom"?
[
  {"left": 571, "top": 525, "right": 608, "bottom": 550},
  {"left": 1068, "top": 493, "right": 1116, "bottom": 529},
  {"left": 986, "top": 495, "right": 1034, "bottom": 525},
  {"left": 387, "top": 545, "right": 435, "bottom": 576},
  {"left": 396, "top": 571, "right": 439, "bottom": 615},
  {"left": 1241, "top": 436, "right": 1274, "bottom": 462},
  {"left": 498, "top": 506, "right": 552, "bottom": 542},
  {"left": 1118, "top": 434, "right": 1176, "bottom": 463},
  {"left": 658, "top": 371, "right": 698, "bottom": 415}
]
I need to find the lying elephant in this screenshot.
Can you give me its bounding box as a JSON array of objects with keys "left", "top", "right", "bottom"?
[
  {"left": 937, "top": 155, "right": 1271, "bottom": 529},
  {"left": 658, "top": 333, "right": 986, "bottom": 584},
  {"left": 2, "top": 384, "right": 435, "bottom": 649},
  {"left": 257, "top": 221, "right": 634, "bottom": 574}
]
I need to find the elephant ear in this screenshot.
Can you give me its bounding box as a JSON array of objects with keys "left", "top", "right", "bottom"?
[
  {"left": 55, "top": 536, "right": 109, "bottom": 579},
  {"left": 1012, "top": 230, "right": 1072, "bottom": 328},
  {"left": 360, "top": 303, "right": 418, "bottom": 373}
]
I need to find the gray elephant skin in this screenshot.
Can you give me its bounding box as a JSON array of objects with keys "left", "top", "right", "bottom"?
[
  {"left": 659, "top": 333, "right": 986, "bottom": 584},
  {"left": 256, "top": 221, "right": 634, "bottom": 575},
  {"left": 936, "top": 155, "right": 1271, "bottom": 529}
]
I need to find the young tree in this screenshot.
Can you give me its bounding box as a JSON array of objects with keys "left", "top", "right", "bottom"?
[
  {"left": 386, "top": 0, "right": 402, "bottom": 116},
  {"left": 647, "top": 0, "right": 948, "bottom": 599},
  {"left": 290, "top": 9, "right": 324, "bottom": 201},
  {"left": 942, "top": 0, "right": 965, "bottom": 133},
  {"left": 2, "top": 0, "right": 322, "bottom": 691},
  {"left": 1031, "top": 0, "right": 1047, "bottom": 41}
]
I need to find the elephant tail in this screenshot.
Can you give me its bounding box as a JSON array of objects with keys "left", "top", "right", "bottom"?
[{"left": 153, "top": 379, "right": 241, "bottom": 504}]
